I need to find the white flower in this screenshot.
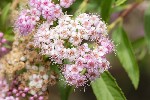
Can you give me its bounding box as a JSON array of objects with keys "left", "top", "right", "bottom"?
[
  {"left": 29, "top": 74, "right": 43, "bottom": 89},
  {"left": 31, "top": 65, "right": 38, "bottom": 70},
  {"left": 30, "top": 89, "right": 36, "bottom": 95},
  {"left": 43, "top": 74, "right": 49, "bottom": 80},
  {"left": 39, "top": 66, "right": 45, "bottom": 72}
]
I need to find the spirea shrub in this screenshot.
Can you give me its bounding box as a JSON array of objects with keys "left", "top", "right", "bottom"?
[{"left": 0, "top": 0, "right": 115, "bottom": 99}]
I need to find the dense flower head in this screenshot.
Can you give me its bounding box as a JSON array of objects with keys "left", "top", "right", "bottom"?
[
  {"left": 6, "top": 77, "right": 29, "bottom": 100},
  {"left": 33, "top": 13, "right": 114, "bottom": 87},
  {"left": 41, "top": 3, "right": 62, "bottom": 21},
  {"left": 15, "top": 0, "right": 76, "bottom": 36},
  {"left": 14, "top": 9, "right": 39, "bottom": 36},
  {"left": 0, "top": 76, "right": 19, "bottom": 100},
  {"left": 13, "top": 0, "right": 114, "bottom": 90},
  {"left": 28, "top": 66, "right": 49, "bottom": 95},
  {"left": 0, "top": 32, "right": 9, "bottom": 57},
  {"left": 0, "top": 75, "right": 46, "bottom": 100},
  {"left": 34, "top": 14, "right": 113, "bottom": 63},
  {"left": 29, "top": 0, "right": 63, "bottom": 21}
]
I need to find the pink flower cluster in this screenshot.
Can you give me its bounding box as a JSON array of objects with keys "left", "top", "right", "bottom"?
[
  {"left": 0, "top": 77, "right": 9, "bottom": 99},
  {"left": 14, "top": 9, "right": 40, "bottom": 36},
  {"left": 7, "top": 77, "right": 30, "bottom": 99},
  {"left": 0, "top": 76, "right": 19, "bottom": 100},
  {"left": 60, "top": 0, "right": 75, "bottom": 8},
  {"left": 29, "top": 0, "right": 62, "bottom": 21},
  {"left": 0, "top": 76, "right": 45, "bottom": 100},
  {"left": 29, "top": 95, "right": 44, "bottom": 100},
  {"left": 62, "top": 57, "right": 110, "bottom": 87},
  {"left": 0, "top": 32, "right": 8, "bottom": 57},
  {"left": 34, "top": 13, "right": 114, "bottom": 87},
  {"left": 15, "top": 0, "right": 76, "bottom": 36}
]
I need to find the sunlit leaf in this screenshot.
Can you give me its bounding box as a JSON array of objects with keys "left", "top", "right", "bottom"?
[
  {"left": 75, "top": 0, "right": 88, "bottom": 16},
  {"left": 115, "top": 0, "right": 127, "bottom": 6},
  {"left": 91, "top": 71, "right": 126, "bottom": 100}
]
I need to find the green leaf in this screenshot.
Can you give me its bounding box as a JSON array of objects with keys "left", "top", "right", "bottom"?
[
  {"left": 4, "top": 27, "right": 14, "bottom": 42},
  {"left": 112, "top": 26, "right": 139, "bottom": 89},
  {"left": 115, "top": 0, "right": 127, "bottom": 6},
  {"left": 75, "top": 0, "right": 88, "bottom": 16},
  {"left": 132, "top": 37, "right": 147, "bottom": 60},
  {"left": 58, "top": 74, "right": 73, "bottom": 100},
  {"left": 4, "top": 34, "right": 14, "bottom": 42},
  {"left": 132, "top": 37, "right": 146, "bottom": 50},
  {"left": 86, "top": 0, "right": 102, "bottom": 13},
  {"left": 144, "top": 4, "right": 150, "bottom": 53},
  {"left": 100, "top": 0, "right": 114, "bottom": 22},
  {"left": 1, "top": 3, "right": 11, "bottom": 26},
  {"left": 91, "top": 71, "right": 126, "bottom": 100},
  {"left": 52, "top": 64, "right": 73, "bottom": 100}
]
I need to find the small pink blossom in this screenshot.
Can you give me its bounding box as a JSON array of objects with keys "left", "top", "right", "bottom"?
[
  {"left": 60, "top": 0, "right": 76, "bottom": 8},
  {"left": 14, "top": 10, "right": 38, "bottom": 35},
  {"left": 0, "top": 32, "right": 9, "bottom": 57},
  {"left": 0, "top": 77, "right": 9, "bottom": 99}
]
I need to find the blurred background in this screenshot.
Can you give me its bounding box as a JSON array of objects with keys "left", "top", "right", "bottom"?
[{"left": 0, "top": 0, "right": 150, "bottom": 100}]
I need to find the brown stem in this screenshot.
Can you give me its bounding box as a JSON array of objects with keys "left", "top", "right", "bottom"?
[
  {"left": 11, "top": 0, "right": 19, "bottom": 10},
  {"left": 108, "top": 1, "right": 143, "bottom": 32},
  {"left": 120, "top": 2, "right": 140, "bottom": 18}
]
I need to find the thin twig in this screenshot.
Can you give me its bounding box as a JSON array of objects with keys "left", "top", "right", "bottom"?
[
  {"left": 121, "top": 2, "right": 140, "bottom": 18},
  {"left": 11, "top": 0, "right": 19, "bottom": 10},
  {"left": 108, "top": 1, "right": 144, "bottom": 32}
]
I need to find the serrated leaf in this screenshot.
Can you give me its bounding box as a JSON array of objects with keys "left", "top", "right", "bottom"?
[
  {"left": 112, "top": 26, "right": 139, "bottom": 89},
  {"left": 100, "top": 0, "right": 114, "bottom": 22},
  {"left": 115, "top": 0, "right": 127, "bottom": 6},
  {"left": 91, "top": 71, "right": 126, "bottom": 100},
  {"left": 144, "top": 4, "right": 150, "bottom": 53}
]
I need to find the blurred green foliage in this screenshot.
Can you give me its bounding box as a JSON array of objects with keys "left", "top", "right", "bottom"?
[{"left": 0, "top": 0, "right": 12, "bottom": 8}]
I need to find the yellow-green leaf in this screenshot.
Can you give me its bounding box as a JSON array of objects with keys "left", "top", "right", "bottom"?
[
  {"left": 115, "top": 0, "right": 127, "bottom": 6},
  {"left": 91, "top": 71, "right": 126, "bottom": 100}
]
